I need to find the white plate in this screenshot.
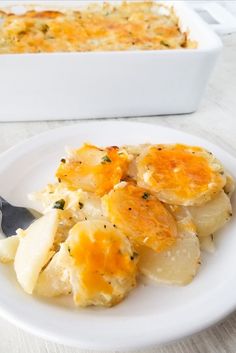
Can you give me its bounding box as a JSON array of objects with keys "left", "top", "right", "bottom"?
[{"left": 0, "top": 121, "right": 235, "bottom": 351}]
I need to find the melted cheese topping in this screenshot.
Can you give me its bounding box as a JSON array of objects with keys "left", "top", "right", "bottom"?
[
  {"left": 102, "top": 182, "right": 177, "bottom": 252},
  {"left": 0, "top": 2, "right": 196, "bottom": 54},
  {"left": 15, "top": 141, "right": 234, "bottom": 307},
  {"left": 70, "top": 230, "right": 130, "bottom": 295},
  {"left": 137, "top": 144, "right": 226, "bottom": 206},
  {"left": 67, "top": 220, "right": 136, "bottom": 306},
  {"left": 56, "top": 144, "right": 129, "bottom": 196}
]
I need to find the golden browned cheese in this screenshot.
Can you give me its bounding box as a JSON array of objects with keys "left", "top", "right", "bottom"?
[
  {"left": 70, "top": 228, "right": 133, "bottom": 295},
  {"left": 102, "top": 182, "right": 177, "bottom": 252},
  {"left": 137, "top": 144, "right": 226, "bottom": 206},
  {"left": 0, "top": 2, "right": 196, "bottom": 54},
  {"left": 56, "top": 144, "right": 129, "bottom": 196},
  {"left": 67, "top": 220, "right": 137, "bottom": 306}
]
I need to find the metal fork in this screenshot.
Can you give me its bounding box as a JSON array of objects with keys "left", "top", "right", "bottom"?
[{"left": 0, "top": 196, "right": 42, "bottom": 237}]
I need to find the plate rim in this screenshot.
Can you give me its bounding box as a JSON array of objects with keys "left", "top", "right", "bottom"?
[{"left": 0, "top": 120, "right": 236, "bottom": 351}]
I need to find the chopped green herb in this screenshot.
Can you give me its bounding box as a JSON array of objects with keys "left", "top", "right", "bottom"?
[
  {"left": 53, "top": 199, "right": 65, "bottom": 210},
  {"left": 101, "top": 155, "right": 112, "bottom": 164},
  {"left": 79, "top": 202, "right": 84, "bottom": 209},
  {"left": 61, "top": 158, "right": 66, "bottom": 163},
  {"left": 142, "top": 192, "right": 150, "bottom": 200}
]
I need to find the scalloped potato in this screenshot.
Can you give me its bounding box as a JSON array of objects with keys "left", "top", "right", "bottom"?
[
  {"left": 0, "top": 2, "right": 195, "bottom": 54},
  {"left": 139, "top": 233, "right": 200, "bottom": 285},
  {"left": 139, "top": 207, "right": 200, "bottom": 284},
  {"left": 14, "top": 210, "right": 59, "bottom": 294},
  {"left": 2, "top": 142, "right": 234, "bottom": 308},
  {"left": 188, "top": 190, "right": 232, "bottom": 238},
  {"left": 35, "top": 244, "right": 71, "bottom": 297},
  {"left": 224, "top": 173, "right": 235, "bottom": 198},
  {"left": 199, "top": 235, "right": 215, "bottom": 253},
  {"left": 64, "top": 220, "right": 137, "bottom": 307},
  {"left": 136, "top": 144, "right": 226, "bottom": 206},
  {"left": 0, "top": 236, "right": 19, "bottom": 263},
  {"left": 102, "top": 182, "right": 177, "bottom": 252},
  {"left": 56, "top": 144, "right": 129, "bottom": 196}
]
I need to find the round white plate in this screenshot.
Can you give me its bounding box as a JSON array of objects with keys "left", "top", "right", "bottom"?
[{"left": 0, "top": 121, "right": 235, "bottom": 351}]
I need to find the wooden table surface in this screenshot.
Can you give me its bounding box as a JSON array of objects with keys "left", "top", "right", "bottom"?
[{"left": 0, "top": 30, "right": 236, "bottom": 353}]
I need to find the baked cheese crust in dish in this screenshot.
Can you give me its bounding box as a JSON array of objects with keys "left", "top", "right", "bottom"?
[
  {"left": 0, "top": 143, "right": 234, "bottom": 307},
  {"left": 0, "top": 1, "right": 197, "bottom": 54}
]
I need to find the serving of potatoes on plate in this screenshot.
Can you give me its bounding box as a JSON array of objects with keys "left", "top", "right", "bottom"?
[{"left": 0, "top": 143, "right": 234, "bottom": 307}]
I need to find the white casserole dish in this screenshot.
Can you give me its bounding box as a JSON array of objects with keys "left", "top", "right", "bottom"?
[{"left": 0, "top": 1, "right": 235, "bottom": 121}]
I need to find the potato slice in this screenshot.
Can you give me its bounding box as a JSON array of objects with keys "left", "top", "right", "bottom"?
[
  {"left": 0, "top": 236, "right": 19, "bottom": 263},
  {"left": 82, "top": 193, "right": 104, "bottom": 220},
  {"left": 56, "top": 144, "right": 129, "bottom": 196},
  {"left": 139, "top": 233, "right": 200, "bottom": 285},
  {"left": 35, "top": 244, "right": 71, "bottom": 297},
  {"left": 200, "top": 235, "right": 215, "bottom": 253},
  {"left": 65, "top": 220, "right": 137, "bottom": 307},
  {"left": 102, "top": 182, "right": 177, "bottom": 252},
  {"left": 224, "top": 172, "right": 235, "bottom": 198},
  {"left": 188, "top": 190, "right": 232, "bottom": 237},
  {"left": 122, "top": 144, "right": 150, "bottom": 180},
  {"left": 137, "top": 144, "right": 226, "bottom": 206},
  {"left": 139, "top": 207, "right": 200, "bottom": 285},
  {"left": 14, "top": 210, "right": 59, "bottom": 294}
]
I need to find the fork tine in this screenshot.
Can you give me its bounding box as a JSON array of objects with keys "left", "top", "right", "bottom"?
[{"left": 0, "top": 197, "right": 37, "bottom": 237}]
